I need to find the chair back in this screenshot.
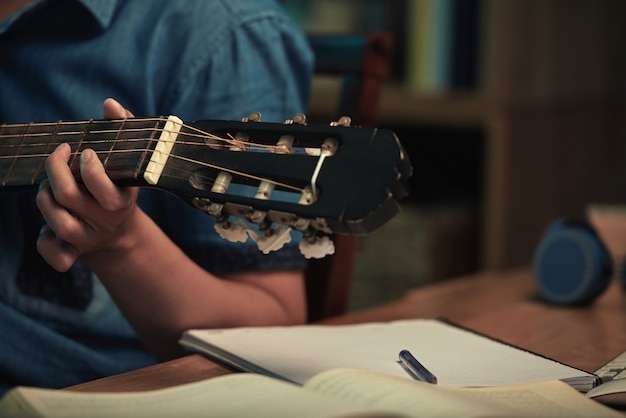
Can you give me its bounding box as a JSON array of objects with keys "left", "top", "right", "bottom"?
[{"left": 305, "top": 32, "right": 393, "bottom": 321}]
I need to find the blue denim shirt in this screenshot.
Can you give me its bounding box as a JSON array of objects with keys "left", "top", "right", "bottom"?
[{"left": 0, "top": 0, "right": 312, "bottom": 393}]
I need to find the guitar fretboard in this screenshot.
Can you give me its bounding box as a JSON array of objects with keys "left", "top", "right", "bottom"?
[{"left": 0, "top": 117, "right": 169, "bottom": 187}]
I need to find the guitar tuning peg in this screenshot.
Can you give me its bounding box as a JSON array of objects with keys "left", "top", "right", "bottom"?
[
  {"left": 330, "top": 116, "right": 351, "bottom": 127},
  {"left": 242, "top": 111, "right": 261, "bottom": 122},
  {"left": 284, "top": 113, "right": 306, "bottom": 125},
  {"left": 298, "top": 235, "right": 335, "bottom": 259},
  {"left": 254, "top": 225, "right": 292, "bottom": 254},
  {"left": 214, "top": 221, "right": 248, "bottom": 243}
]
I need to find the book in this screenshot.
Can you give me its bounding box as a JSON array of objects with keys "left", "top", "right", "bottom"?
[
  {"left": 405, "top": 0, "right": 454, "bottom": 94},
  {"left": 179, "top": 318, "right": 600, "bottom": 392},
  {"left": 405, "top": 0, "right": 430, "bottom": 92},
  {"left": 0, "top": 368, "right": 621, "bottom": 418}
]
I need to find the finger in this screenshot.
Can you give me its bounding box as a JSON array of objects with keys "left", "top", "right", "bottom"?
[
  {"left": 37, "top": 224, "right": 79, "bottom": 272},
  {"left": 44, "top": 143, "right": 84, "bottom": 209},
  {"left": 80, "top": 148, "right": 137, "bottom": 211},
  {"left": 36, "top": 179, "right": 87, "bottom": 243},
  {"left": 103, "top": 98, "right": 135, "bottom": 119}
]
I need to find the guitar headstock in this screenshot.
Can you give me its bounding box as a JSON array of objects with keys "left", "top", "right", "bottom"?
[{"left": 154, "top": 113, "right": 412, "bottom": 258}]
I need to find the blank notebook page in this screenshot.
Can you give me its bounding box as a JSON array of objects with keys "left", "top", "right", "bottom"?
[{"left": 181, "top": 319, "right": 596, "bottom": 389}]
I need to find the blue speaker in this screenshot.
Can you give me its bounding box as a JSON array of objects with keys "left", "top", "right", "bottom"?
[{"left": 533, "top": 219, "right": 613, "bottom": 305}]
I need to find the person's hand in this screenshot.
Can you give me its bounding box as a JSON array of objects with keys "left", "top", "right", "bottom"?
[{"left": 36, "top": 99, "right": 139, "bottom": 272}]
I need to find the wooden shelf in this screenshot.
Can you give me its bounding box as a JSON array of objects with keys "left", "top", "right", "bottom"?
[
  {"left": 308, "top": 78, "right": 487, "bottom": 128},
  {"left": 377, "top": 84, "right": 486, "bottom": 128}
]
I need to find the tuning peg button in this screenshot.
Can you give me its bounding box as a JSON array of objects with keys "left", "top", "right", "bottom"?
[
  {"left": 255, "top": 225, "right": 292, "bottom": 254},
  {"left": 299, "top": 235, "right": 335, "bottom": 259},
  {"left": 214, "top": 222, "right": 248, "bottom": 243}
]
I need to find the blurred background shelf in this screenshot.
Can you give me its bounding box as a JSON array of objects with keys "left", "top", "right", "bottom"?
[
  {"left": 309, "top": 79, "right": 487, "bottom": 127},
  {"left": 283, "top": 0, "right": 626, "bottom": 310}
]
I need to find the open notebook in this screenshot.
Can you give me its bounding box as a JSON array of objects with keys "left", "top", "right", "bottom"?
[
  {"left": 179, "top": 318, "right": 599, "bottom": 392},
  {"left": 0, "top": 368, "right": 620, "bottom": 418}
]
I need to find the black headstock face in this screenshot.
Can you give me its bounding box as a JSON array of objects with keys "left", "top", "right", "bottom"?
[{"left": 155, "top": 116, "right": 411, "bottom": 247}]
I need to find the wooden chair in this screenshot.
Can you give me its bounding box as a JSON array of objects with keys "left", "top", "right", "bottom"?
[{"left": 305, "top": 32, "right": 394, "bottom": 322}]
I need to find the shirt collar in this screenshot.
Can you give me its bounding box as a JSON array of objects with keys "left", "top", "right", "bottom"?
[
  {"left": 0, "top": 1, "right": 39, "bottom": 33},
  {"left": 0, "top": 0, "right": 120, "bottom": 33},
  {"left": 75, "top": 0, "right": 120, "bottom": 30}
]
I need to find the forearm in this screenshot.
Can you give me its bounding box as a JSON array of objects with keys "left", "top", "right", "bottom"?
[{"left": 82, "top": 207, "right": 306, "bottom": 360}]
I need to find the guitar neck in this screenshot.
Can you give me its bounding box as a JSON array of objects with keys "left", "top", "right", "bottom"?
[{"left": 0, "top": 117, "right": 172, "bottom": 188}]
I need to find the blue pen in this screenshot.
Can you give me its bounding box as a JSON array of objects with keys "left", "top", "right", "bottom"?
[{"left": 398, "top": 349, "right": 438, "bottom": 384}]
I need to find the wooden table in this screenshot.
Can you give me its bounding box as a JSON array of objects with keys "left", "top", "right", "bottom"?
[{"left": 67, "top": 267, "right": 626, "bottom": 393}]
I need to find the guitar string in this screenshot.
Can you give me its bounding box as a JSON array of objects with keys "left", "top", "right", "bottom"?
[
  {"left": 0, "top": 117, "right": 310, "bottom": 152},
  {"left": 0, "top": 147, "right": 306, "bottom": 194},
  {"left": 0, "top": 136, "right": 288, "bottom": 153},
  {"left": 0, "top": 122, "right": 314, "bottom": 193},
  {"left": 0, "top": 128, "right": 279, "bottom": 152},
  {"left": 0, "top": 121, "right": 311, "bottom": 153}
]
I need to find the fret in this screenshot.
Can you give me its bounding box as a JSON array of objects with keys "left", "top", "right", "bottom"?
[
  {"left": 136, "top": 118, "right": 162, "bottom": 180},
  {"left": 2, "top": 122, "right": 31, "bottom": 186},
  {"left": 68, "top": 119, "right": 94, "bottom": 173},
  {"left": 104, "top": 118, "right": 127, "bottom": 168},
  {"left": 31, "top": 121, "right": 63, "bottom": 184}
]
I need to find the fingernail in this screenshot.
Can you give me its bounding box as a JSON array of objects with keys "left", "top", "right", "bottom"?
[
  {"left": 80, "top": 149, "right": 94, "bottom": 170},
  {"left": 81, "top": 148, "right": 91, "bottom": 160},
  {"left": 57, "top": 142, "right": 70, "bottom": 152}
]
